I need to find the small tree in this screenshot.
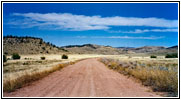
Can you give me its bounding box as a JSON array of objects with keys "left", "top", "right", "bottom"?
[
  {"left": 12, "top": 53, "right": 21, "bottom": 60},
  {"left": 41, "top": 56, "right": 46, "bottom": 60},
  {"left": 3, "top": 55, "right": 7, "bottom": 62},
  {"left": 150, "top": 55, "right": 157, "bottom": 58},
  {"left": 62, "top": 54, "right": 68, "bottom": 59}
]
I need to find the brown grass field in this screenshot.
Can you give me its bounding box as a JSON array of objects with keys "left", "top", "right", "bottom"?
[
  {"left": 3, "top": 54, "right": 178, "bottom": 97},
  {"left": 99, "top": 56, "right": 178, "bottom": 96},
  {"left": 3, "top": 54, "right": 115, "bottom": 92}
]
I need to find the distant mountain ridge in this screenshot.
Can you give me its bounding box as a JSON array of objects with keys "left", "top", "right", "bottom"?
[
  {"left": 62, "top": 44, "right": 98, "bottom": 49},
  {"left": 129, "top": 46, "right": 166, "bottom": 53},
  {"left": 63, "top": 44, "right": 178, "bottom": 55},
  {"left": 3, "top": 36, "right": 178, "bottom": 55},
  {"left": 167, "top": 45, "right": 178, "bottom": 49}
]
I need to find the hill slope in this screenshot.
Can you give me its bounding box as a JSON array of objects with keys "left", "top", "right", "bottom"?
[
  {"left": 62, "top": 44, "right": 125, "bottom": 55},
  {"left": 129, "top": 46, "right": 166, "bottom": 53},
  {"left": 150, "top": 45, "right": 178, "bottom": 55},
  {"left": 63, "top": 44, "right": 178, "bottom": 55},
  {"left": 3, "top": 36, "right": 68, "bottom": 55}
]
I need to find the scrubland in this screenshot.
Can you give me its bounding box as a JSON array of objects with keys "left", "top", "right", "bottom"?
[
  {"left": 3, "top": 54, "right": 178, "bottom": 97},
  {"left": 3, "top": 54, "right": 115, "bottom": 92},
  {"left": 99, "top": 56, "right": 178, "bottom": 96}
]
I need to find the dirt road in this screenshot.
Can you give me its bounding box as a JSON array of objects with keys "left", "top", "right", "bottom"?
[{"left": 4, "top": 59, "right": 160, "bottom": 97}]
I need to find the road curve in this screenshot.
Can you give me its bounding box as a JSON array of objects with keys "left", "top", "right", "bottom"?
[{"left": 4, "top": 59, "right": 160, "bottom": 97}]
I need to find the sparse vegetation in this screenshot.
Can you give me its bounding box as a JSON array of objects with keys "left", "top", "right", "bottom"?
[
  {"left": 3, "top": 54, "right": 107, "bottom": 92},
  {"left": 62, "top": 54, "right": 68, "bottom": 59},
  {"left": 3, "top": 62, "right": 70, "bottom": 92},
  {"left": 12, "top": 53, "right": 21, "bottom": 60},
  {"left": 150, "top": 55, "right": 157, "bottom": 58},
  {"left": 165, "top": 53, "right": 178, "bottom": 58},
  {"left": 59, "top": 48, "right": 68, "bottom": 52},
  {"left": 4, "top": 36, "right": 69, "bottom": 55},
  {"left": 3, "top": 55, "right": 7, "bottom": 62},
  {"left": 100, "top": 58, "right": 178, "bottom": 96},
  {"left": 40, "top": 57, "right": 46, "bottom": 60}
]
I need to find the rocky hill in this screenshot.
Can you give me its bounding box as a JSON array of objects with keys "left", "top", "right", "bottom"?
[{"left": 3, "top": 36, "right": 68, "bottom": 55}]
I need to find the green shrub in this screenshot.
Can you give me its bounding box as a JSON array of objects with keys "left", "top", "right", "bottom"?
[
  {"left": 62, "top": 54, "right": 68, "bottom": 59},
  {"left": 165, "top": 53, "right": 178, "bottom": 58},
  {"left": 3, "top": 55, "right": 7, "bottom": 62},
  {"left": 40, "top": 57, "right": 46, "bottom": 60},
  {"left": 12, "top": 53, "right": 21, "bottom": 60},
  {"left": 150, "top": 55, "right": 157, "bottom": 58}
]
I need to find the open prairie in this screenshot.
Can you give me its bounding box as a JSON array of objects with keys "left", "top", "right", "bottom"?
[{"left": 3, "top": 54, "right": 178, "bottom": 97}]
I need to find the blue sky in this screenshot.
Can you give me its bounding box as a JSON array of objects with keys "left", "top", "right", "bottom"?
[{"left": 3, "top": 3, "right": 178, "bottom": 47}]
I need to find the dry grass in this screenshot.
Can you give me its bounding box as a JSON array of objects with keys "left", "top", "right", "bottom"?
[
  {"left": 99, "top": 57, "right": 178, "bottom": 96},
  {"left": 4, "top": 54, "right": 178, "bottom": 95},
  {"left": 3, "top": 62, "right": 74, "bottom": 92},
  {"left": 3, "top": 54, "right": 115, "bottom": 92}
]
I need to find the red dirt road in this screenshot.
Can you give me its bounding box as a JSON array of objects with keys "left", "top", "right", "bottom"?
[{"left": 4, "top": 59, "right": 160, "bottom": 97}]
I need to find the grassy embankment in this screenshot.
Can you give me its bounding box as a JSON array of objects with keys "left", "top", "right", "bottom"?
[{"left": 99, "top": 57, "right": 178, "bottom": 96}]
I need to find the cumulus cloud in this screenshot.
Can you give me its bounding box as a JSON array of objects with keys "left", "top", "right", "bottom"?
[
  {"left": 9, "top": 13, "right": 178, "bottom": 31},
  {"left": 109, "top": 29, "right": 178, "bottom": 33},
  {"left": 76, "top": 36, "right": 164, "bottom": 40}
]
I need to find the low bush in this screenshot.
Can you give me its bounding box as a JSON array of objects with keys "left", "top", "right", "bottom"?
[
  {"left": 40, "top": 57, "right": 46, "bottom": 60},
  {"left": 3, "top": 55, "right": 7, "bottom": 62},
  {"left": 12, "top": 53, "right": 21, "bottom": 60},
  {"left": 62, "top": 54, "right": 68, "bottom": 59},
  {"left": 150, "top": 55, "right": 157, "bottom": 58},
  {"left": 165, "top": 53, "right": 178, "bottom": 58}
]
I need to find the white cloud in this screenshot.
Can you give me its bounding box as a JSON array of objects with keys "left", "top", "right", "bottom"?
[
  {"left": 76, "top": 36, "right": 164, "bottom": 40},
  {"left": 109, "top": 29, "right": 178, "bottom": 33},
  {"left": 9, "top": 13, "right": 178, "bottom": 31}
]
